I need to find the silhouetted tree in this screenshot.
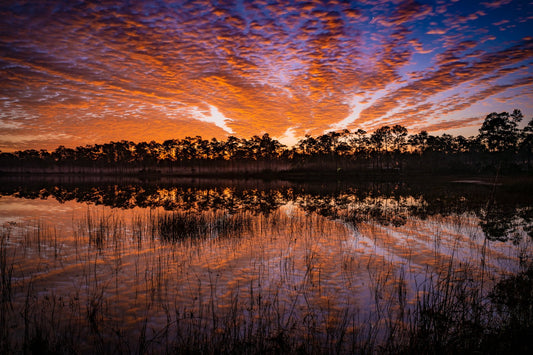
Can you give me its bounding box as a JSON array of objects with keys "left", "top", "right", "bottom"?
[
  {"left": 162, "top": 139, "right": 179, "bottom": 161},
  {"left": 350, "top": 129, "right": 368, "bottom": 156},
  {"left": 409, "top": 131, "right": 429, "bottom": 154},
  {"left": 295, "top": 135, "right": 318, "bottom": 156},
  {"left": 3, "top": 108, "right": 531, "bottom": 175},
  {"left": 209, "top": 138, "right": 224, "bottom": 160},
  {"left": 371, "top": 126, "right": 392, "bottom": 153},
  {"left": 371, "top": 126, "right": 393, "bottom": 169},
  {"left": 391, "top": 125, "right": 408, "bottom": 153},
  {"left": 478, "top": 110, "right": 523, "bottom": 153},
  {"left": 519, "top": 118, "right": 533, "bottom": 169}
]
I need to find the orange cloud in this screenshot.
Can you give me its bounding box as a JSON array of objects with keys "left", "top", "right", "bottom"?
[{"left": 0, "top": 0, "right": 531, "bottom": 151}]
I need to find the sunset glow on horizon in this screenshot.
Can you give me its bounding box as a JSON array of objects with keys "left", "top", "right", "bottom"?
[{"left": 1, "top": 0, "right": 532, "bottom": 151}]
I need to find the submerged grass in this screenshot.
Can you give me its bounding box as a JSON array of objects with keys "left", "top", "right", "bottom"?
[{"left": 0, "top": 205, "right": 531, "bottom": 354}]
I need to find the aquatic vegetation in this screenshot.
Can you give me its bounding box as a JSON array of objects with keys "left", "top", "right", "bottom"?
[
  {"left": 157, "top": 210, "right": 253, "bottom": 242},
  {"left": 0, "top": 180, "right": 531, "bottom": 354}
]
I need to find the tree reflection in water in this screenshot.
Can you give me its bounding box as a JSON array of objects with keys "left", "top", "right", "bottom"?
[
  {"left": 0, "top": 175, "right": 532, "bottom": 353},
  {"left": 1, "top": 176, "right": 531, "bottom": 243}
]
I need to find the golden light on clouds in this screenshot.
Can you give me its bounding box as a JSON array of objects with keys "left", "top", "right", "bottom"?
[{"left": 0, "top": 0, "right": 532, "bottom": 150}]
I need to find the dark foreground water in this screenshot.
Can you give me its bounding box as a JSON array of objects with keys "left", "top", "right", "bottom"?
[{"left": 1, "top": 176, "right": 532, "bottom": 354}]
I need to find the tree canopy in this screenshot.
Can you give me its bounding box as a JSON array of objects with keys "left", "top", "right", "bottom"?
[{"left": 1, "top": 110, "right": 531, "bottom": 174}]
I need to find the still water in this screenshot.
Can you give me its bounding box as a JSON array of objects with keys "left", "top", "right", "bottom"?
[{"left": 1, "top": 176, "right": 532, "bottom": 353}]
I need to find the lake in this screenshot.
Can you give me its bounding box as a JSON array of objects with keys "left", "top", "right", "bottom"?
[{"left": 1, "top": 175, "right": 532, "bottom": 354}]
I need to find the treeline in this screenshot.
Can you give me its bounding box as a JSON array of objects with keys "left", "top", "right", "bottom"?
[{"left": 1, "top": 109, "right": 532, "bottom": 175}]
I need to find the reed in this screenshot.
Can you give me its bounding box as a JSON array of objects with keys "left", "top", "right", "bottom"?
[
  {"left": 0, "top": 205, "right": 530, "bottom": 354},
  {"left": 0, "top": 227, "right": 14, "bottom": 354},
  {"left": 157, "top": 210, "right": 253, "bottom": 242}
]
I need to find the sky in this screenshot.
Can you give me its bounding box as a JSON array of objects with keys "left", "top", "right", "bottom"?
[{"left": 1, "top": 0, "right": 532, "bottom": 151}]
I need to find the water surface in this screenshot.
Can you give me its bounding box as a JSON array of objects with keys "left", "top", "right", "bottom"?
[{"left": 1, "top": 176, "right": 531, "bottom": 353}]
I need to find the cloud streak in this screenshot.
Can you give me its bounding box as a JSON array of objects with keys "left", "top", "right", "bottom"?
[{"left": 0, "top": 0, "right": 531, "bottom": 150}]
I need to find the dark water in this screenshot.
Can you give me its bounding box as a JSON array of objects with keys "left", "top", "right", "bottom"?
[{"left": 1, "top": 176, "right": 532, "bottom": 353}]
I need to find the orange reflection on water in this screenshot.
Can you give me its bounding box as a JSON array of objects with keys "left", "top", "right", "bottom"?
[{"left": 1, "top": 194, "right": 530, "bottom": 352}]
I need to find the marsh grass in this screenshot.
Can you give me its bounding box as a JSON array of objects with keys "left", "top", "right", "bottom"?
[
  {"left": 0, "top": 204, "right": 531, "bottom": 354},
  {"left": 0, "top": 227, "right": 14, "bottom": 354},
  {"left": 157, "top": 210, "right": 254, "bottom": 242}
]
